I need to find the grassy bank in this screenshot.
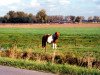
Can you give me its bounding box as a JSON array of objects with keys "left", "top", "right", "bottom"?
[{"left": 0, "top": 57, "right": 100, "bottom": 75}]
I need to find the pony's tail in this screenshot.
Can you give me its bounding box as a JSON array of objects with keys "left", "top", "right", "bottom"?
[{"left": 42, "top": 35, "right": 47, "bottom": 48}]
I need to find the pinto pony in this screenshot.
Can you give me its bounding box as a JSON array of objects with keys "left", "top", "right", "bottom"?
[{"left": 42, "top": 32, "right": 60, "bottom": 51}]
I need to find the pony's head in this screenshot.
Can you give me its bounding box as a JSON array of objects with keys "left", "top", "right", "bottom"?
[{"left": 55, "top": 32, "right": 60, "bottom": 39}]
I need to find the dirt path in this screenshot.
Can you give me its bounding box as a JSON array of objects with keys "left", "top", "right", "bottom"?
[{"left": 0, "top": 23, "right": 100, "bottom": 28}]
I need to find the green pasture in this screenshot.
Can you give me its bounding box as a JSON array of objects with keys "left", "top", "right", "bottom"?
[{"left": 0, "top": 27, "right": 100, "bottom": 59}]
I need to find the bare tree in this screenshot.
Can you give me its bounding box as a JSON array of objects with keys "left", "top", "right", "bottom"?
[
  {"left": 36, "top": 9, "right": 48, "bottom": 23},
  {"left": 88, "top": 16, "right": 93, "bottom": 22}
]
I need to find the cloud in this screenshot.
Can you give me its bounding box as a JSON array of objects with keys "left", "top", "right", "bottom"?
[
  {"left": 59, "top": 0, "right": 71, "bottom": 5},
  {"left": 8, "top": 6, "right": 18, "bottom": 11},
  {"left": 81, "top": 0, "right": 100, "bottom": 4},
  {"left": 47, "top": 0, "right": 54, "bottom": 3},
  {"left": 30, "top": 0, "right": 40, "bottom": 7},
  {"left": 97, "top": 5, "right": 100, "bottom": 9},
  {"left": 0, "top": 0, "right": 21, "bottom": 6},
  {"left": 93, "top": 0, "right": 100, "bottom": 4}
]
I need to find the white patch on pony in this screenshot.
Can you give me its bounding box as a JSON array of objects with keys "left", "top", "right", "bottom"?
[
  {"left": 47, "top": 35, "right": 53, "bottom": 43},
  {"left": 52, "top": 43, "right": 57, "bottom": 49}
]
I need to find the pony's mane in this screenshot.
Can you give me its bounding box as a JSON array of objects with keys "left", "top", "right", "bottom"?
[{"left": 53, "top": 32, "right": 60, "bottom": 42}]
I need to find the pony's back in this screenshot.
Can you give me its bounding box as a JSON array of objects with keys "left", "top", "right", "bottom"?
[{"left": 42, "top": 34, "right": 50, "bottom": 48}]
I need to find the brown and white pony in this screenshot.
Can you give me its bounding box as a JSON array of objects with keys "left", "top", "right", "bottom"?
[{"left": 42, "top": 32, "right": 60, "bottom": 51}]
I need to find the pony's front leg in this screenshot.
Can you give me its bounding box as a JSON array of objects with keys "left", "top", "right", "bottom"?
[{"left": 52, "top": 43, "right": 57, "bottom": 49}]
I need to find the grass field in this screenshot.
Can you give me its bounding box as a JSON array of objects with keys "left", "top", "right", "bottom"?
[
  {"left": 0, "top": 27, "right": 100, "bottom": 59},
  {"left": 0, "top": 24, "right": 100, "bottom": 74}
]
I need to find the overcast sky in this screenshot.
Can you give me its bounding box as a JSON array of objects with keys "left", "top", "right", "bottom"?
[{"left": 0, "top": 0, "right": 100, "bottom": 18}]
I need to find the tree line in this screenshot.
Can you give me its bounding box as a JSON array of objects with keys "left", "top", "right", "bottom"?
[{"left": 0, "top": 9, "right": 100, "bottom": 23}]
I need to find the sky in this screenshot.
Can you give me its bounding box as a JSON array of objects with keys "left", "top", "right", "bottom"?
[{"left": 0, "top": 0, "right": 100, "bottom": 18}]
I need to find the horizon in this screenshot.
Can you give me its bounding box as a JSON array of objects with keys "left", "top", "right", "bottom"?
[{"left": 0, "top": 0, "right": 100, "bottom": 19}]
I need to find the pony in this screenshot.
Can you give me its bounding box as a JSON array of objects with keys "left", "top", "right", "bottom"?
[{"left": 42, "top": 32, "right": 60, "bottom": 51}]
